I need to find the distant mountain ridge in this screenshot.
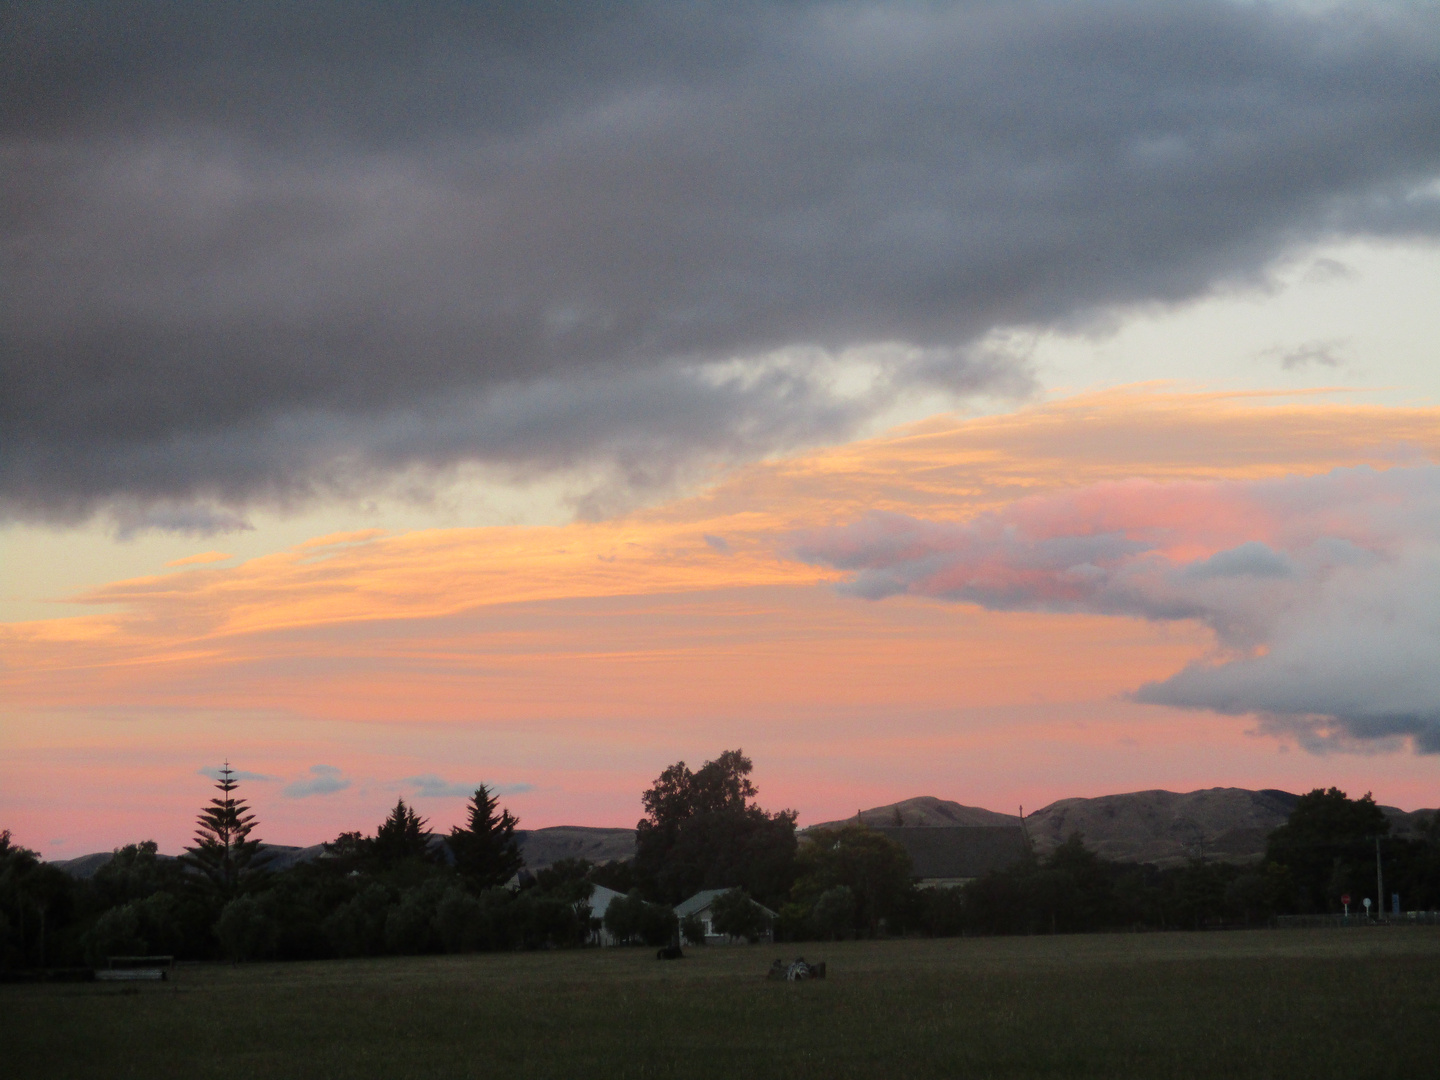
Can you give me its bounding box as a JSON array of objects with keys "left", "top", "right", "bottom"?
[
  {"left": 809, "top": 795, "right": 1022, "bottom": 830},
  {"left": 814, "top": 788, "right": 1437, "bottom": 868},
  {"left": 49, "top": 828, "right": 636, "bottom": 877}
]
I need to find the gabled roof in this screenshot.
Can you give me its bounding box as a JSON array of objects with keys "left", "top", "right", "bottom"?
[
  {"left": 675, "top": 888, "right": 778, "bottom": 919},
  {"left": 586, "top": 884, "right": 626, "bottom": 918},
  {"left": 865, "top": 826, "right": 1029, "bottom": 880}
]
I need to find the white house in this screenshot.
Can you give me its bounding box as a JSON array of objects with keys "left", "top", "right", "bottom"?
[{"left": 674, "top": 889, "right": 778, "bottom": 944}]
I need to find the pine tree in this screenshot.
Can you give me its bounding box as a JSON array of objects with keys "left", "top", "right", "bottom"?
[
  {"left": 449, "top": 785, "right": 523, "bottom": 888},
  {"left": 183, "top": 763, "right": 262, "bottom": 900},
  {"left": 370, "top": 798, "right": 430, "bottom": 867}
]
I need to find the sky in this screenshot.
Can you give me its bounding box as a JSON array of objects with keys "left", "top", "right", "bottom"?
[{"left": 2, "top": 1, "right": 1439, "bottom": 858}]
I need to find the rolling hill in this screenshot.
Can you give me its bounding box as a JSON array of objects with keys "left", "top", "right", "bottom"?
[{"left": 820, "top": 788, "right": 1436, "bottom": 868}]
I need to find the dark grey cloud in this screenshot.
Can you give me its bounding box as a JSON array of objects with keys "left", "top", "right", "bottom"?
[
  {"left": 795, "top": 465, "right": 1440, "bottom": 754},
  {"left": 4, "top": 1, "right": 1439, "bottom": 526}
]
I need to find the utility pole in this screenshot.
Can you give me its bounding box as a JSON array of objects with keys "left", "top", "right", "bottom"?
[{"left": 1376, "top": 835, "right": 1385, "bottom": 923}]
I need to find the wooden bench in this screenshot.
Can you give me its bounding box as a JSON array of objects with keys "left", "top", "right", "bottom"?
[{"left": 97, "top": 955, "right": 175, "bottom": 981}]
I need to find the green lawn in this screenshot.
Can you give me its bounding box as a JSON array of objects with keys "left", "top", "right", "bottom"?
[{"left": 8, "top": 929, "right": 1439, "bottom": 1079}]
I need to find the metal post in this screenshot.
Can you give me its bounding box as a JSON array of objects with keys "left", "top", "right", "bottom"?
[{"left": 1376, "top": 836, "right": 1384, "bottom": 924}]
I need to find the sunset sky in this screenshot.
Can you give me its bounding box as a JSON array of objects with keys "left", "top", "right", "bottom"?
[{"left": 3, "top": 1, "right": 1439, "bottom": 859}]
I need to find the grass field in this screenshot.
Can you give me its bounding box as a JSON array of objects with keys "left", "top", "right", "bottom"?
[{"left": 8, "top": 928, "right": 1440, "bottom": 1079}]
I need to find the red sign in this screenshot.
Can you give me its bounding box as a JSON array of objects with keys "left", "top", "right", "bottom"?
[{"left": 1341, "top": 894, "right": 1351, "bottom": 905}]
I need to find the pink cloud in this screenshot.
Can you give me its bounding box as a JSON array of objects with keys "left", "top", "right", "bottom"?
[{"left": 797, "top": 464, "right": 1440, "bottom": 752}]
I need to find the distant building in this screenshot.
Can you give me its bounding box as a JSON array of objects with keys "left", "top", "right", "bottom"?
[
  {"left": 867, "top": 826, "right": 1029, "bottom": 888},
  {"left": 675, "top": 889, "right": 778, "bottom": 944}
]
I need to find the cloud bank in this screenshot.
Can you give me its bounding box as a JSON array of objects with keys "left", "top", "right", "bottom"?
[
  {"left": 796, "top": 464, "right": 1440, "bottom": 753},
  {"left": 4, "top": 1, "right": 1440, "bottom": 525}
]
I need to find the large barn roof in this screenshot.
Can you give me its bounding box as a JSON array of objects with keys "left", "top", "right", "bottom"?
[{"left": 866, "top": 826, "right": 1029, "bottom": 881}]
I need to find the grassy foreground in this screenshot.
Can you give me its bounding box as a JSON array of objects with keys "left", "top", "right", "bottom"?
[{"left": 8, "top": 929, "right": 1440, "bottom": 1079}]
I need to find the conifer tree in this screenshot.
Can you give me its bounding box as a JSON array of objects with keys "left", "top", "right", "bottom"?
[
  {"left": 370, "top": 798, "right": 431, "bottom": 866},
  {"left": 449, "top": 785, "right": 523, "bottom": 887},
  {"left": 182, "top": 763, "right": 262, "bottom": 900}
]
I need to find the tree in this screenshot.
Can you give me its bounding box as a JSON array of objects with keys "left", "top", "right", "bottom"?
[
  {"left": 1265, "top": 788, "right": 1389, "bottom": 913},
  {"left": 449, "top": 785, "right": 523, "bottom": 888},
  {"left": 370, "top": 799, "right": 431, "bottom": 868},
  {"left": 182, "top": 764, "right": 262, "bottom": 901},
  {"left": 791, "top": 824, "right": 913, "bottom": 936},
  {"left": 633, "top": 750, "right": 798, "bottom": 907},
  {"left": 811, "top": 885, "right": 858, "bottom": 940},
  {"left": 709, "top": 887, "right": 770, "bottom": 943},
  {"left": 679, "top": 912, "right": 706, "bottom": 945},
  {"left": 602, "top": 890, "right": 646, "bottom": 944}
]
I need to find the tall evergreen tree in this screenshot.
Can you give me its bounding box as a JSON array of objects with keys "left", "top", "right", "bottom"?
[
  {"left": 370, "top": 798, "right": 431, "bottom": 867},
  {"left": 182, "top": 763, "right": 262, "bottom": 900},
  {"left": 449, "top": 785, "right": 523, "bottom": 887}
]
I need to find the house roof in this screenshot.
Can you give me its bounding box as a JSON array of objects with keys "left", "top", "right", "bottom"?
[
  {"left": 675, "top": 889, "right": 778, "bottom": 919},
  {"left": 865, "top": 826, "right": 1029, "bottom": 880},
  {"left": 586, "top": 884, "right": 626, "bottom": 918}
]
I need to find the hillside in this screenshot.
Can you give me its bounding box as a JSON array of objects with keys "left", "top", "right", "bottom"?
[
  {"left": 1024, "top": 788, "right": 1300, "bottom": 867},
  {"left": 822, "top": 789, "right": 1436, "bottom": 868},
  {"left": 808, "top": 796, "right": 1022, "bottom": 830},
  {"left": 514, "top": 826, "right": 636, "bottom": 870},
  {"left": 50, "top": 830, "right": 637, "bottom": 878}
]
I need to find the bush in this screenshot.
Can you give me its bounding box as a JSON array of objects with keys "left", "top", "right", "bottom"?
[
  {"left": 812, "top": 886, "right": 857, "bottom": 940},
  {"left": 774, "top": 901, "right": 815, "bottom": 942},
  {"left": 710, "top": 888, "right": 769, "bottom": 942},
  {"left": 919, "top": 886, "right": 966, "bottom": 937},
  {"left": 434, "top": 888, "right": 485, "bottom": 952},
  {"left": 603, "top": 891, "right": 676, "bottom": 946},
  {"left": 216, "top": 896, "right": 279, "bottom": 961},
  {"left": 385, "top": 887, "right": 439, "bottom": 955},
  {"left": 83, "top": 903, "right": 145, "bottom": 965},
  {"left": 680, "top": 912, "right": 706, "bottom": 945},
  {"left": 603, "top": 891, "right": 646, "bottom": 944},
  {"left": 639, "top": 902, "right": 678, "bottom": 947},
  {"left": 322, "top": 884, "right": 391, "bottom": 957}
]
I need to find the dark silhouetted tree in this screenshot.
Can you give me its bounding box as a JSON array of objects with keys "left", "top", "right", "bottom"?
[
  {"left": 449, "top": 785, "right": 523, "bottom": 888},
  {"left": 634, "top": 750, "right": 798, "bottom": 907},
  {"left": 791, "top": 824, "right": 913, "bottom": 935},
  {"left": 370, "top": 799, "right": 430, "bottom": 868},
  {"left": 182, "top": 764, "right": 262, "bottom": 900},
  {"left": 1265, "top": 787, "right": 1389, "bottom": 913},
  {"left": 709, "top": 887, "right": 771, "bottom": 942}
]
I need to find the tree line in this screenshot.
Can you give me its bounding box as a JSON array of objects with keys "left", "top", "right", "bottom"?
[{"left": 4, "top": 755, "right": 1439, "bottom": 970}]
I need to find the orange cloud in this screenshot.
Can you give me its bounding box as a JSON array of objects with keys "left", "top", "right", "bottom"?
[
  {"left": 6, "top": 388, "right": 1440, "bottom": 853},
  {"left": 163, "top": 550, "right": 235, "bottom": 568},
  {"left": 4, "top": 388, "right": 1437, "bottom": 710}
]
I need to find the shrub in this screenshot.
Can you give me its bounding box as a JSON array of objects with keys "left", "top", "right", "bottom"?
[
  {"left": 710, "top": 888, "right": 769, "bottom": 942},
  {"left": 919, "top": 886, "right": 966, "bottom": 937},
  {"left": 216, "top": 895, "right": 279, "bottom": 961},
  {"left": 385, "top": 887, "right": 438, "bottom": 955},
  {"left": 84, "top": 903, "right": 146, "bottom": 965},
  {"left": 434, "top": 888, "right": 485, "bottom": 953},
  {"left": 603, "top": 891, "right": 646, "bottom": 944},
  {"left": 322, "top": 884, "right": 391, "bottom": 957},
  {"left": 680, "top": 912, "right": 706, "bottom": 945},
  {"left": 812, "top": 885, "right": 857, "bottom": 940},
  {"left": 638, "top": 902, "right": 678, "bottom": 947}
]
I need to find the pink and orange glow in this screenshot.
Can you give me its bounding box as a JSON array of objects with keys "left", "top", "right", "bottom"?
[{"left": 5, "top": 389, "right": 1440, "bottom": 857}]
